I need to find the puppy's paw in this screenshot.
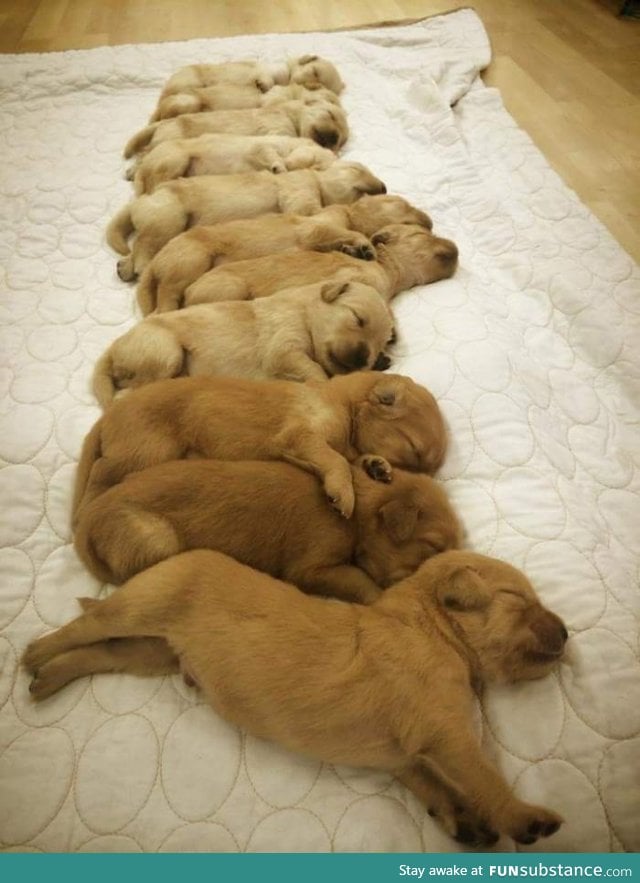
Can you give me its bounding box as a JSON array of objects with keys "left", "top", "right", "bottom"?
[
  {"left": 22, "top": 637, "right": 55, "bottom": 675},
  {"left": 325, "top": 481, "right": 355, "bottom": 519},
  {"left": 116, "top": 258, "right": 137, "bottom": 283},
  {"left": 361, "top": 454, "right": 393, "bottom": 484},
  {"left": 426, "top": 795, "right": 498, "bottom": 849},
  {"left": 340, "top": 235, "right": 375, "bottom": 261},
  {"left": 507, "top": 804, "right": 563, "bottom": 845}
]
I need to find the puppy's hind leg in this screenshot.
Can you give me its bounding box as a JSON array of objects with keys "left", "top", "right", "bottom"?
[
  {"left": 29, "top": 637, "right": 179, "bottom": 700},
  {"left": 23, "top": 557, "right": 187, "bottom": 673},
  {"left": 94, "top": 322, "right": 185, "bottom": 406}
]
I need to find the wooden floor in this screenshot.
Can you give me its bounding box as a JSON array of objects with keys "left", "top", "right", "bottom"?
[{"left": 1, "top": 0, "right": 638, "bottom": 261}]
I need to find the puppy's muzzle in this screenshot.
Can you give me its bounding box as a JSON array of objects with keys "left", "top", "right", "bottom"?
[
  {"left": 312, "top": 127, "right": 339, "bottom": 149},
  {"left": 372, "top": 352, "right": 391, "bottom": 371}
]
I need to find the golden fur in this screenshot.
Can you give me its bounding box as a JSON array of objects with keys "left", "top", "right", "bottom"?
[
  {"left": 24, "top": 549, "right": 567, "bottom": 847},
  {"left": 107, "top": 162, "right": 386, "bottom": 281},
  {"left": 150, "top": 81, "right": 340, "bottom": 122},
  {"left": 123, "top": 100, "right": 349, "bottom": 160},
  {"left": 185, "top": 223, "right": 458, "bottom": 309},
  {"left": 73, "top": 457, "right": 461, "bottom": 602},
  {"left": 160, "top": 55, "right": 345, "bottom": 98},
  {"left": 71, "top": 371, "right": 447, "bottom": 522},
  {"left": 93, "top": 281, "right": 395, "bottom": 406},
  {"left": 136, "top": 194, "right": 432, "bottom": 314},
  {"left": 131, "top": 133, "right": 335, "bottom": 195}
]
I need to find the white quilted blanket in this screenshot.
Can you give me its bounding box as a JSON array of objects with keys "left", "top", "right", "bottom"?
[{"left": 1, "top": 9, "right": 639, "bottom": 855}]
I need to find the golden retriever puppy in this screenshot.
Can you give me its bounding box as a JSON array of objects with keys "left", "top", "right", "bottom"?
[
  {"left": 93, "top": 281, "right": 394, "bottom": 406},
  {"left": 131, "top": 133, "right": 335, "bottom": 194},
  {"left": 72, "top": 371, "right": 446, "bottom": 522},
  {"left": 108, "top": 162, "right": 386, "bottom": 281},
  {"left": 150, "top": 81, "right": 340, "bottom": 122},
  {"left": 185, "top": 224, "right": 459, "bottom": 309},
  {"left": 123, "top": 100, "right": 349, "bottom": 159},
  {"left": 73, "top": 457, "right": 461, "bottom": 603},
  {"left": 24, "top": 548, "right": 567, "bottom": 847},
  {"left": 136, "top": 194, "right": 433, "bottom": 314},
  {"left": 161, "top": 55, "right": 344, "bottom": 97}
]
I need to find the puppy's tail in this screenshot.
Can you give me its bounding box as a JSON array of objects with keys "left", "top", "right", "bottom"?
[
  {"left": 136, "top": 266, "right": 158, "bottom": 315},
  {"left": 92, "top": 350, "right": 119, "bottom": 410},
  {"left": 123, "top": 123, "right": 159, "bottom": 159},
  {"left": 106, "top": 204, "right": 134, "bottom": 256},
  {"left": 71, "top": 418, "right": 103, "bottom": 526}
]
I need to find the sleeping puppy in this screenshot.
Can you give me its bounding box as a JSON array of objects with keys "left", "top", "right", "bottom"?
[
  {"left": 107, "top": 162, "right": 387, "bottom": 281},
  {"left": 161, "top": 55, "right": 344, "bottom": 97},
  {"left": 150, "top": 81, "right": 341, "bottom": 121},
  {"left": 71, "top": 371, "right": 447, "bottom": 522},
  {"left": 93, "top": 281, "right": 394, "bottom": 405},
  {"left": 185, "top": 223, "right": 459, "bottom": 308},
  {"left": 136, "top": 194, "right": 432, "bottom": 314},
  {"left": 24, "top": 549, "right": 567, "bottom": 848},
  {"left": 151, "top": 81, "right": 340, "bottom": 122},
  {"left": 124, "top": 100, "right": 349, "bottom": 160},
  {"left": 73, "top": 457, "right": 461, "bottom": 603},
  {"left": 131, "top": 133, "right": 335, "bottom": 194}
]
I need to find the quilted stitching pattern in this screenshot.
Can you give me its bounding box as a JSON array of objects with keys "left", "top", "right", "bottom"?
[{"left": 1, "top": 10, "right": 639, "bottom": 854}]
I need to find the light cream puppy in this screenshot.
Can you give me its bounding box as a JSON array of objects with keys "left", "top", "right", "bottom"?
[
  {"left": 24, "top": 549, "right": 567, "bottom": 847},
  {"left": 93, "top": 280, "right": 394, "bottom": 407},
  {"left": 185, "top": 224, "right": 459, "bottom": 309},
  {"left": 136, "top": 194, "right": 431, "bottom": 314},
  {"left": 124, "top": 100, "right": 349, "bottom": 159},
  {"left": 161, "top": 55, "right": 345, "bottom": 97},
  {"left": 150, "top": 81, "right": 340, "bottom": 121},
  {"left": 107, "top": 162, "right": 387, "bottom": 281},
  {"left": 132, "top": 133, "right": 335, "bottom": 194}
]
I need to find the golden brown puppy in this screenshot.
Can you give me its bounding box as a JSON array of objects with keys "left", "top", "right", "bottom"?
[
  {"left": 93, "top": 281, "right": 395, "bottom": 406},
  {"left": 131, "top": 133, "right": 335, "bottom": 194},
  {"left": 124, "top": 100, "right": 349, "bottom": 159},
  {"left": 150, "top": 81, "right": 341, "bottom": 122},
  {"left": 161, "top": 55, "right": 345, "bottom": 97},
  {"left": 136, "top": 194, "right": 432, "bottom": 314},
  {"left": 24, "top": 548, "right": 567, "bottom": 847},
  {"left": 108, "top": 162, "right": 386, "bottom": 281},
  {"left": 72, "top": 371, "right": 446, "bottom": 523},
  {"left": 73, "top": 457, "right": 461, "bottom": 602},
  {"left": 185, "top": 223, "right": 459, "bottom": 309}
]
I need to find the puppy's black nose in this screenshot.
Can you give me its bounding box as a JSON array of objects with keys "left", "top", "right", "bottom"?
[
  {"left": 372, "top": 352, "right": 391, "bottom": 371},
  {"left": 312, "top": 127, "right": 338, "bottom": 148},
  {"left": 560, "top": 624, "right": 569, "bottom": 643},
  {"left": 436, "top": 239, "right": 458, "bottom": 266},
  {"left": 344, "top": 342, "right": 370, "bottom": 370}
]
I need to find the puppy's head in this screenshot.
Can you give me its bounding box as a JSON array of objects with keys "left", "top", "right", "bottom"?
[
  {"left": 317, "top": 161, "right": 386, "bottom": 204},
  {"left": 418, "top": 551, "right": 569, "bottom": 683},
  {"left": 372, "top": 225, "right": 458, "bottom": 284},
  {"left": 297, "top": 102, "right": 349, "bottom": 151},
  {"left": 347, "top": 195, "right": 433, "bottom": 235},
  {"left": 352, "top": 374, "right": 447, "bottom": 474},
  {"left": 310, "top": 281, "right": 394, "bottom": 376},
  {"left": 289, "top": 54, "right": 345, "bottom": 94},
  {"left": 353, "top": 466, "right": 461, "bottom": 588}
]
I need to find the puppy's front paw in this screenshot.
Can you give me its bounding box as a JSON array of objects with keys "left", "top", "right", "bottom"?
[
  {"left": 341, "top": 236, "right": 375, "bottom": 261},
  {"left": 507, "top": 804, "right": 563, "bottom": 845},
  {"left": 325, "top": 481, "right": 355, "bottom": 519},
  {"left": 361, "top": 454, "right": 393, "bottom": 483}
]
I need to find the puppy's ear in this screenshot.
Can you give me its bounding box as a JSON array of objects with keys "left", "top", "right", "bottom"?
[
  {"left": 297, "top": 54, "right": 319, "bottom": 65},
  {"left": 379, "top": 499, "right": 419, "bottom": 544},
  {"left": 321, "top": 281, "right": 350, "bottom": 303},
  {"left": 437, "top": 567, "right": 492, "bottom": 612},
  {"left": 368, "top": 375, "right": 407, "bottom": 410}
]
